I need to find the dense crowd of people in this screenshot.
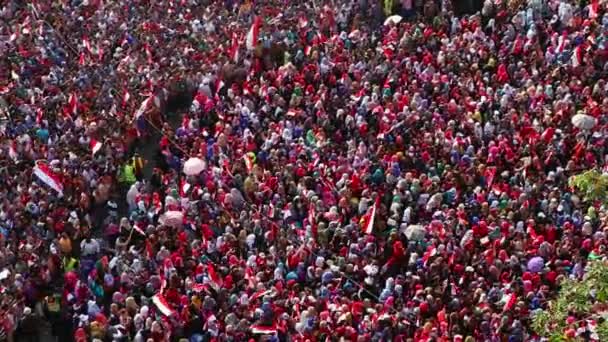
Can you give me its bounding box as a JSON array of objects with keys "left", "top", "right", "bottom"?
[{"left": 1, "top": 0, "right": 608, "bottom": 341}]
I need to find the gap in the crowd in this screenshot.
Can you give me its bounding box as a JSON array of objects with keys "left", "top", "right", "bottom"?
[
  {"left": 451, "top": 0, "right": 484, "bottom": 15},
  {"left": 134, "top": 80, "right": 196, "bottom": 181}
]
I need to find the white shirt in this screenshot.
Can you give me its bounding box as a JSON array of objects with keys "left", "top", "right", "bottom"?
[{"left": 81, "top": 239, "right": 100, "bottom": 256}]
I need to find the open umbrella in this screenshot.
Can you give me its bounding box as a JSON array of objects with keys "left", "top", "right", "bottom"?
[
  {"left": 159, "top": 211, "right": 184, "bottom": 227},
  {"left": 183, "top": 157, "right": 206, "bottom": 176},
  {"left": 384, "top": 15, "right": 403, "bottom": 26},
  {"left": 571, "top": 113, "right": 597, "bottom": 130},
  {"left": 527, "top": 256, "right": 544, "bottom": 273},
  {"left": 404, "top": 224, "right": 426, "bottom": 241}
]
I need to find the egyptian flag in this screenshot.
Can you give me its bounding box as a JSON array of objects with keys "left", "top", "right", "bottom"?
[
  {"left": 383, "top": 45, "right": 395, "bottom": 60},
  {"left": 192, "top": 283, "right": 207, "bottom": 293},
  {"left": 485, "top": 166, "right": 497, "bottom": 189},
  {"left": 152, "top": 293, "right": 176, "bottom": 316},
  {"left": 422, "top": 245, "right": 437, "bottom": 265},
  {"left": 251, "top": 324, "right": 277, "bottom": 335},
  {"left": 9, "top": 29, "right": 18, "bottom": 42},
  {"left": 557, "top": 31, "right": 568, "bottom": 53},
  {"left": 572, "top": 45, "right": 584, "bottom": 67},
  {"left": 151, "top": 193, "right": 162, "bottom": 215},
  {"left": 361, "top": 197, "right": 379, "bottom": 235},
  {"left": 134, "top": 96, "right": 154, "bottom": 119},
  {"left": 308, "top": 203, "right": 317, "bottom": 241},
  {"left": 133, "top": 222, "right": 146, "bottom": 236},
  {"left": 207, "top": 263, "right": 222, "bottom": 291},
  {"left": 589, "top": 0, "right": 600, "bottom": 19},
  {"left": 249, "top": 289, "right": 273, "bottom": 302},
  {"left": 573, "top": 140, "right": 586, "bottom": 160},
  {"left": 541, "top": 127, "right": 555, "bottom": 144},
  {"left": 304, "top": 45, "right": 312, "bottom": 56},
  {"left": 502, "top": 293, "right": 517, "bottom": 312},
  {"left": 33, "top": 161, "right": 63, "bottom": 195},
  {"left": 192, "top": 92, "right": 207, "bottom": 111},
  {"left": 230, "top": 33, "right": 240, "bottom": 62},
  {"left": 65, "top": 93, "right": 78, "bottom": 118},
  {"left": 90, "top": 139, "right": 102, "bottom": 155},
  {"left": 246, "top": 16, "right": 262, "bottom": 50},
  {"left": 8, "top": 141, "right": 17, "bottom": 161},
  {"left": 82, "top": 36, "right": 92, "bottom": 54},
  {"left": 179, "top": 179, "right": 191, "bottom": 198},
  {"left": 122, "top": 89, "right": 131, "bottom": 108},
  {"left": 215, "top": 78, "right": 225, "bottom": 95}
]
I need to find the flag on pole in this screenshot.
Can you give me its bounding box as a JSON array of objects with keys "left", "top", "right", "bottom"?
[
  {"left": 230, "top": 33, "right": 240, "bottom": 62},
  {"left": 207, "top": 264, "right": 222, "bottom": 291},
  {"left": 361, "top": 197, "right": 379, "bottom": 235},
  {"left": 152, "top": 293, "right": 177, "bottom": 316},
  {"left": 33, "top": 161, "right": 63, "bottom": 195},
  {"left": 90, "top": 139, "right": 102, "bottom": 155},
  {"left": 246, "top": 16, "right": 262, "bottom": 50},
  {"left": 134, "top": 96, "right": 153, "bottom": 119},
  {"left": 66, "top": 93, "right": 78, "bottom": 118}
]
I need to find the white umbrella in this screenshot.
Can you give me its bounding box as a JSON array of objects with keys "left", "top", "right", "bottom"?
[
  {"left": 159, "top": 211, "right": 184, "bottom": 227},
  {"left": 384, "top": 15, "right": 403, "bottom": 26},
  {"left": 404, "top": 224, "right": 426, "bottom": 241},
  {"left": 571, "top": 113, "right": 597, "bottom": 130},
  {"left": 183, "top": 157, "right": 206, "bottom": 176}
]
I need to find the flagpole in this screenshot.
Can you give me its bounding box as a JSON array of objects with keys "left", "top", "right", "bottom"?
[{"left": 28, "top": 4, "right": 78, "bottom": 56}]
